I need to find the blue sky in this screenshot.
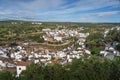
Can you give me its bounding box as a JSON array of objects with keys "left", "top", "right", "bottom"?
[{"left": 0, "top": 0, "right": 120, "bottom": 22}]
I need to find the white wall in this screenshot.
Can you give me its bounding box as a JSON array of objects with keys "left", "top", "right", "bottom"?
[
  {"left": 16, "top": 66, "right": 26, "bottom": 77},
  {"left": 0, "top": 60, "right": 6, "bottom": 67}
]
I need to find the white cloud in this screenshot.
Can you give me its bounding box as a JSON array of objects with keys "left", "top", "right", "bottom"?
[
  {"left": 32, "top": 0, "right": 120, "bottom": 16},
  {"left": 19, "top": 0, "right": 66, "bottom": 11},
  {"left": 95, "top": 11, "right": 120, "bottom": 17},
  {"left": 0, "top": 10, "right": 40, "bottom": 20},
  {"left": 76, "top": 0, "right": 120, "bottom": 9},
  {"left": 0, "top": 0, "right": 120, "bottom": 22}
]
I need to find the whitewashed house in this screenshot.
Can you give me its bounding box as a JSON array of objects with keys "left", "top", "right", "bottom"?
[
  {"left": 105, "top": 53, "right": 115, "bottom": 60},
  {"left": 67, "top": 55, "right": 72, "bottom": 63},
  {"left": 34, "top": 59, "right": 40, "bottom": 64},
  {"left": 0, "top": 60, "right": 6, "bottom": 68},
  {"left": 10, "top": 53, "right": 15, "bottom": 59},
  {"left": 0, "top": 50, "right": 4, "bottom": 55},
  {"left": 54, "top": 36, "right": 62, "bottom": 41},
  {"left": 42, "top": 28, "right": 51, "bottom": 32},
  {"left": 56, "top": 52, "right": 66, "bottom": 58},
  {"left": 16, "top": 61, "right": 31, "bottom": 77},
  {"left": 84, "top": 50, "right": 91, "bottom": 55}
]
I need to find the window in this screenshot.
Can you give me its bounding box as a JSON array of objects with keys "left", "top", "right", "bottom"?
[{"left": 19, "top": 68, "right": 21, "bottom": 70}]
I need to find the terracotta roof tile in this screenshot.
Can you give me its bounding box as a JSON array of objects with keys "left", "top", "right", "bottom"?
[{"left": 16, "top": 61, "right": 31, "bottom": 66}]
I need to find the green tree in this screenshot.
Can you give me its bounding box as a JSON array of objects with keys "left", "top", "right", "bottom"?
[
  {"left": 115, "top": 43, "right": 120, "bottom": 52},
  {"left": 0, "top": 71, "right": 14, "bottom": 80}
]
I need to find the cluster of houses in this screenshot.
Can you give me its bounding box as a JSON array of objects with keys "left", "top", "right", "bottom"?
[
  {"left": 0, "top": 28, "right": 91, "bottom": 77},
  {"left": 31, "top": 22, "right": 42, "bottom": 25},
  {"left": 11, "top": 21, "right": 42, "bottom": 25},
  {"left": 0, "top": 41, "right": 90, "bottom": 77},
  {"left": 100, "top": 47, "right": 120, "bottom": 60},
  {"left": 42, "top": 29, "right": 89, "bottom": 42},
  {"left": 100, "top": 26, "right": 120, "bottom": 60},
  {"left": 11, "top": 22, "right": 23, "bottom": 24},
  {"left": 0, "top": 26, "right": 119, "bottom": 77}
]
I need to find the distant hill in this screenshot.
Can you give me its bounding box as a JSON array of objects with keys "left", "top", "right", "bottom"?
[{"left": 0, "top": 20, "right": 120, "bottom": 27}]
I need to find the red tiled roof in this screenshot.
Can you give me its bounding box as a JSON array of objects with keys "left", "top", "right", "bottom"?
[{"left": 16, "top": 61, "right": 31, "bottom": 66}]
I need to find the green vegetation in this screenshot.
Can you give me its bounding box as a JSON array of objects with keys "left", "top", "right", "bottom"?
[
  {"left": 86, "top": 30, "right": 104, "bottom": 55},
  {"left": 0, "top": 71, "right": 15, "bottom": 80},
  {"left": 27, "top": 34, "right": 44, "bottom": 43},
  {"left": 115, "top": 43, "right": 120, "bottom": 52},
  {"left": 0, "top": 56, "right": 120, "bottom": 80},
  {"left": 0, "top": 21, "right": 54, "bottom": 45},
  {"left": 0, "top": 21, "right": 119, "bottom": 46},
  {"left": 106, "top": 28, "right": 120, "bottom": 43}
]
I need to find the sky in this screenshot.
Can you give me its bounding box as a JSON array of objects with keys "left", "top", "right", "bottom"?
[{"left": 0, "top": 0, "right": 120, "bottom": 22}]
